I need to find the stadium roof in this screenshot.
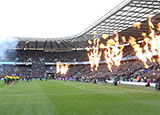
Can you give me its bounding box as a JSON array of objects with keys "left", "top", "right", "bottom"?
[{"left": 16, "top": 0, "right": 160, "bottom": 51}]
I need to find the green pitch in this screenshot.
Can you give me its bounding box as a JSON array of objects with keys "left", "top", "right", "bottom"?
[{"left": 0, "top": 80, "right": 160, "bottom": 115}]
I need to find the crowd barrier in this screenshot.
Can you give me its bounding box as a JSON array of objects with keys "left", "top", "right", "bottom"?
[{"left": 106, "top": 80, "right": 156, "bottom": 87}]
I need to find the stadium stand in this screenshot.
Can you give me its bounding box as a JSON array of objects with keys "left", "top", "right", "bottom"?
[{"left": 0, "top": 0, "right": 160, "bottom": 85}]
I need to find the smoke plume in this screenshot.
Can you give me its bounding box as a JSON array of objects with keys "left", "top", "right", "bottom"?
[{"left": 0, "top": 36, "right": 19, "bottom": 60}]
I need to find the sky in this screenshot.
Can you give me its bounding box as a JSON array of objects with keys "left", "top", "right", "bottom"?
[{"left": 0, "top": 0, "right": 124, "bottom": 39}]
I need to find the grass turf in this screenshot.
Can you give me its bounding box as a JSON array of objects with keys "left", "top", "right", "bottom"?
[{"left": 0, "top": 80, "right": 160, "bottom": 115}]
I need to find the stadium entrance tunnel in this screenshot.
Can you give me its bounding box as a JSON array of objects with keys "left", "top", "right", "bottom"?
[{"left": 46, "top": 72, "right": 55, "bottom": 79}]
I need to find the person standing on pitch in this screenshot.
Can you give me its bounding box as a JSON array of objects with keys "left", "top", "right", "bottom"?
[{"left": 45, "top": 75, "right": 48, "bottom": 81}]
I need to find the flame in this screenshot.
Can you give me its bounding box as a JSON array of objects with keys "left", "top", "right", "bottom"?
[
  {"left": 100, "top": 43, "right": 105, "bottom": 49},
  {"left": 56, "top": 61, "right": 61, "bottom": 74},
  {"left": 87, "top": 33, "right": 102, "bottom": 71},
  {"left": 87, "top": 33, "right": 124, "bottom": 72},
  {"left": 122, "top": 36, "right": 126, "bottom": 43},
  {"left": 133, "top": 22, "right": 142, "bottom": 29},
  {"left": 60, "top": 63, "right": 70, "bottom": 75},
  {"left": 129, "top": 18, "right": 160, "bottom": 68},
  {"left": 88, "top": 40, "right": 92, "bottom": 44},
  {"left": 107, "top": 39, "right": 115, "bottom": 46},
  {"left": 157, "top": 23, "right": 160, "bottom": 31},
  {"left": 148, "top": 18, "right": 154, "bottom": 29},
  {"left": 86, "top": 17, "right": 160, "bottom": 72},
  {"left": 129, "top": 37, "right": 149, "bottom": 68},
  {"left": 102, "top": 34, "right": 108, "bottom": 39},
  {"left": 142, "top": 33, "right": 146, "bottom": 37},
  {"left": 56, "top": 61, "right": 70, "bottom": 75},
  {"left": 103, "top": 33, "right": 124, "bottom": 72}
]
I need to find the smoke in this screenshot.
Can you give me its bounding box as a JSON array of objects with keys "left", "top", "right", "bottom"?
[{"left": 0, "top": 36, "right": 19, "bottom": 60}]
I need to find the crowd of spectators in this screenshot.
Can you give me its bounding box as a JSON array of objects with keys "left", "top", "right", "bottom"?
[
  {"left": 2, "top": 45, "right": 135, "bottom": 63},
  {"left": 0, "top": 45, "right": 160, "bottom": 84},
  {"left": 0, "top": 59, "right": 160, "bottom": 83},
  {"left": 63, "top": 60, "right": 160, "bottom": 82},
  {"left": 4, "top": 50, "right": 88, "bottom": 62}
]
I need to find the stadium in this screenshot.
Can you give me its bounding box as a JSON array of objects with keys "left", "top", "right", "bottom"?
[{"left": 0, "top": 0, "right": 160, "bottom": 115}]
